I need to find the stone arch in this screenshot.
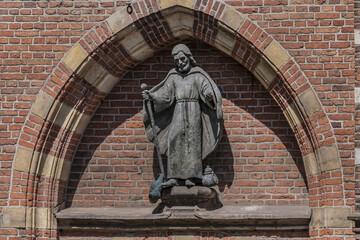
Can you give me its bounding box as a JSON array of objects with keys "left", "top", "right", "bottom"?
[{"left": 5, "top": 0, "right": 346, "bottom": 236}]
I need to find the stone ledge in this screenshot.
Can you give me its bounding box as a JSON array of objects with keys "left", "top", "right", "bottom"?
[
  {"left": 195, "top": 205, "right": 310, "bottom": 220},
  {"left": 55, "top": 205, "right": 310, "bottom": 231},
  {"left": 348, "top": 212, "right": 360, "bottom": 236},
  {"left": 55, "top": 207, "right": 171, "bottom": 221},
  {"left": 348, "top": 211, "right": 360, "bottom": 221}
]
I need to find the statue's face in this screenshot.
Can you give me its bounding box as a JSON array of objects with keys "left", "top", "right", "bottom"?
[{"left": 174, "top": 52, "right": 191, "bottom": 74}]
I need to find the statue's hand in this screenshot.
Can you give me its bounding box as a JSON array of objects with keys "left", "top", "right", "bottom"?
[
  {"left": 205, "top": 92, "right": 213, "bottom": 101},
  {"left": 204, "top": 92, "right": 215, "bottom": 109},
  {"left": 142, "top": 90, "right": 151, "bottom": 100}
]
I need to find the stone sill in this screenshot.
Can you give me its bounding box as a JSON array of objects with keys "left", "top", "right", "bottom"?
[
  {"left": 348, "top": 212, "right": 360, "bottom": 221},
  {"left": 56, "top": 205, "right": 310, "bottom": 231}
]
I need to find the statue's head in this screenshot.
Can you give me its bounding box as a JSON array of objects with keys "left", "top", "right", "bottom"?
[{"left": 171, "top": 44, "right": 197, "bottom": 74}]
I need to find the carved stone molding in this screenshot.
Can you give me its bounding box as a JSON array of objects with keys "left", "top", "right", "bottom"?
[{"left": 56, "top": 205, "right": 310, "bottom": 232}]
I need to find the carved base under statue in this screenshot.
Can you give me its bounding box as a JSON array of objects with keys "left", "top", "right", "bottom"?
[{"left": 153, "top": 186, "right": 222, "bottom": 216}]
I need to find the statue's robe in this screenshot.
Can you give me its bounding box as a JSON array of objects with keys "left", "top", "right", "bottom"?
[{"left": 143, "top": 67, "right": 223, "bottom": 180}]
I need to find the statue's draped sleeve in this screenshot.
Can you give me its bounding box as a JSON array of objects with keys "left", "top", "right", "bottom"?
[
  {"left": 143, "top": 70, "right": 176, "bottom": 155},
  {"left": 142, "top": 67, "right": 223, "bottom": 159},
  {"left": 195, "top": 67, "right": 223, "bottom": 158}
]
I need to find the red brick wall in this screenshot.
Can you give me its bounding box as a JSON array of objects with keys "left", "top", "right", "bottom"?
[
  {"left": 66, "top": 40, "right": 308, "bottom": 208},
  {"left": 233, "top": 1, "right": 355, "bottom": 201},
  {"left": 0, "top": 0, "right": 356, "bottom": 239},
  {"left": 0, "top": 0, "right": 123, "bottom": 210}
]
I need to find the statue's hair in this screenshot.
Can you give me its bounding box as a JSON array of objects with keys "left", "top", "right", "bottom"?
[{"left": 171, "top": 44, "right": 197, "bottom": 66}]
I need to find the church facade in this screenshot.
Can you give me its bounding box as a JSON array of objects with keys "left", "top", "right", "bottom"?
[{"left": 0, "top": 0, "right": 359, "bottom": 239}]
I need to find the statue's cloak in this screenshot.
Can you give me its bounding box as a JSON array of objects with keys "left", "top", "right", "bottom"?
[{"left": 143, "top": 66, "right": 223, "bottom": 160}]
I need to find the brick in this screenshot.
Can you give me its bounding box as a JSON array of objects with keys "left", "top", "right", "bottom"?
[
  {"left": 0, "top": 1, "right": 355, "bottom": 238},
  {"left": 65, "top": 41, "right": 312, "bottom": 210}
]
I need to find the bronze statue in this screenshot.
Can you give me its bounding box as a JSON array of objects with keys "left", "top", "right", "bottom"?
[{"left": 142, "top": 44, "right": 223, "bottom": 190}]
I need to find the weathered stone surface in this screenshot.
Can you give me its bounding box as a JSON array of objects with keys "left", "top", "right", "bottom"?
[
  {"left": 41, "top": 153, "right": 57, "bottom": 178},
  {"left": 195, "top": 205, "right": 311, "bottom": 220},
  {"left": 310, "top": 208, "right": 323, "bottom": 228},
  {"left": 26, "top": 207, "right": 57, "bottom": 229},
  {"left": 297, "top": 88, "right": 322, "bottom": 116},
  {"left": 253, "top": 58, "right": 277, "bottom": 89},
  {"left": 31, "top": 91, "right": 55, "bottom": 120},
  {"left": 56, "top": 205, "right": 310, "bottom": 231},
  {"left": 355, "top": 87, "right": 360, "bottom": 104},
  {"left": 120, "top": 30, "right": 153, "bottom": 61},
  {"left": 14, "top": 148, "right": 57, "bottom": 178},
  {"left": 13, "top": 147, "right": 70, "bottom": 181},
  {"left": 355, "top": 29, "right": 360, "bottom": 45},
  {"left": 302, "top": 145, "right": 340, "bottom": 176},
  {"left": 159, "top": 0, "right": 195, "bottom": 10},
  {"left": 318, "top": 144, "right": 341, "bottom": 172},
  {"left": 161, "top": 186, "right": 217, "bottom": 206},
  {"left": 165, "top": 12, "right": 194, "bottom": 38},
  {"left": 44, "top": 155, "right": 71, "bottom": 181},
  {"left": 1, "top": 206, "right": 26, "bottom": 228},
  {"left": 13, "top": 146, "right": 36, "bottom": 173},
  {"left": 32, "top": 88, "right": 92, "bottom": 135},
  {"left": 97, "top": 73, "right": 119, "bottom": 94},
  {"left": 57, "top": 158, "right": 72, "bottom": 181},
  {"left": 62, "top": 106, "right": 92, "bottom": 135},
  {"left": 32, "top": 89, "right": 91, "bottom": 135},
  {"left": 56, "top": 207, "right": 170, "bottom": 220},
  {"left": 47, "top": 98, "right": 73, "bottom": 127},
  {"left": 76, "top": 57, "right": 119, "bottom": 93},
  {"left": 63, "top": 44, "right": 88, "bottom": 72},
  {"left": 164, "top": 186, "right": 214, "bottom": 197},
  {"left": 303, "top": 152, "right": 320, "bottom": 177},
  {"left": 283, "top": 102, "right": 303, "bottom": 129},
  {"left": 1, "top": 207, "right": 56, "bottom": 229},
  {"left": 215, "top": 29, "right": 236, "bottom": 56},
  {"left": 311, "top": 207, "right": 351, "bottom": 228},
  {"left": 105, "top": 7, "right": 133, "bottom": 34},
  {"left": 348, "top": 211, "right": 360, "bottom": 221},
  {"left": 77, "top": 58, "right": 108, "bottom": 87},
  {"left": 264, "top": 41, "right": 290, "bottom": 69},
  {"left": 356, "top": 148, "right": 360, "bottom": 165},
  {"left": 220, "top": 6, "right": 244, "bottom": 31}
]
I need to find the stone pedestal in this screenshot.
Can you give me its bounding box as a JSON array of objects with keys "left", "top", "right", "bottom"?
[{"left": 159, "top": 186, "right": 222, "bottom": 215}]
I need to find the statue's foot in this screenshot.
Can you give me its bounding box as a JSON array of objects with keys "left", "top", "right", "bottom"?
[
  {"left": 185, "top": 179, "right": 196, "bottom": 187},
  {"left": 162, "top": 178, "right": 178, "bottom": 188}
]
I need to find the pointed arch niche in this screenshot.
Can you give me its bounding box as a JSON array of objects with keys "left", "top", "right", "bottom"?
[{"left": 5, "top": 0, "right": 350, "bottom": 238}]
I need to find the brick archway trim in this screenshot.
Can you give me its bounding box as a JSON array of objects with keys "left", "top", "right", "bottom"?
[{"left": 5, "top": 0, "right": 348, "bottom": 235}]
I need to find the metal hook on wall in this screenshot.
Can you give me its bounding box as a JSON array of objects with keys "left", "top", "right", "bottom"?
[{"left": 126, "top": 3, "right": 133, "bottom": 14}]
